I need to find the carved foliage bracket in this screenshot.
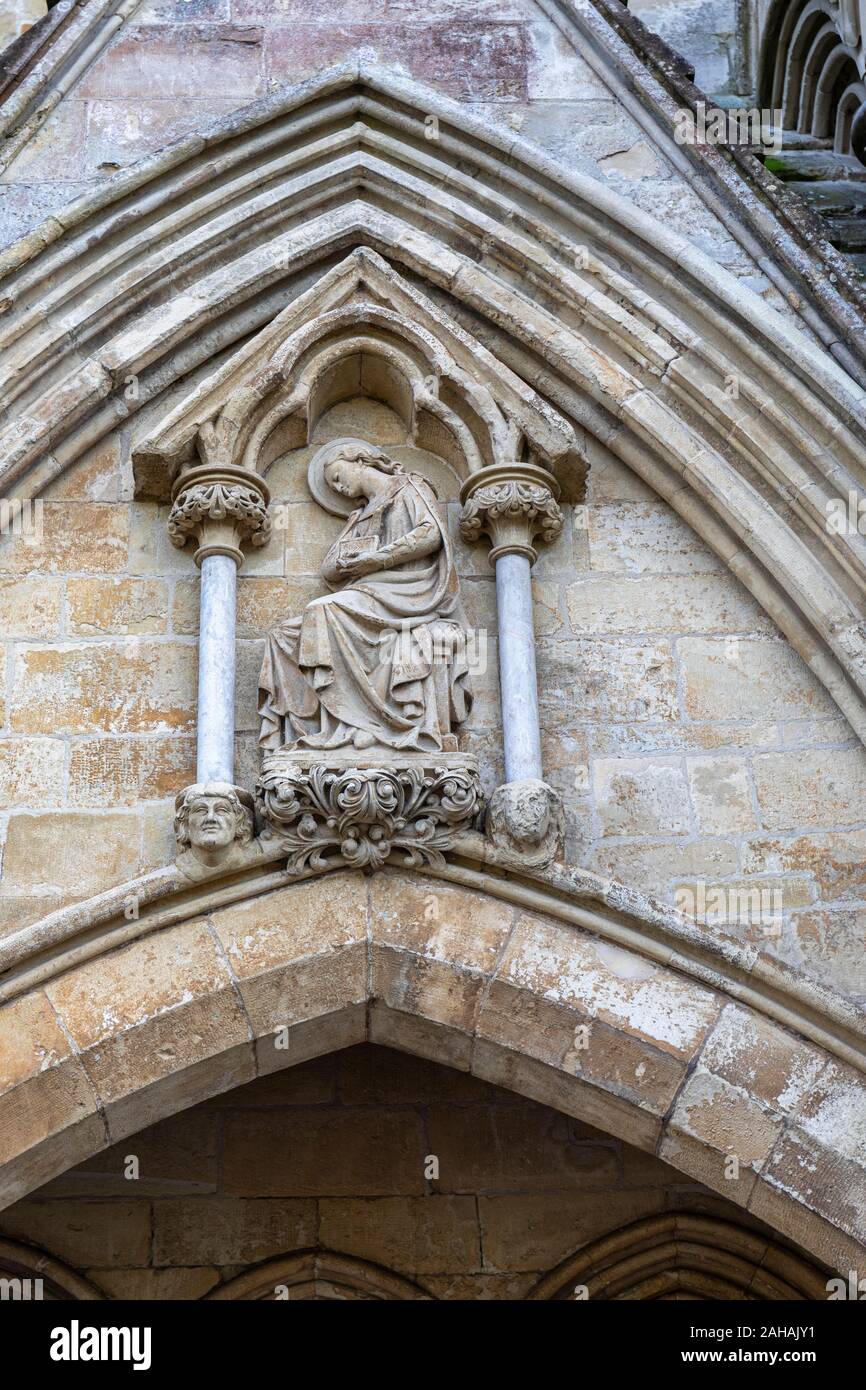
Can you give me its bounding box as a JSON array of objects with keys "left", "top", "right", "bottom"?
[{"left": 257, "top": 756, "right": 484, "bottom": 874}]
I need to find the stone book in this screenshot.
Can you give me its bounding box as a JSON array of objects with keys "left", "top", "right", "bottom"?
[{"left": 338, "top": 534, "right": 378, "bottom": 559}]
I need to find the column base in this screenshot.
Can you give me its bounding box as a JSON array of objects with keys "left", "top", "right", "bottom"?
[{"left": 256, "top": 750, "right": 484, "bottom": 874}]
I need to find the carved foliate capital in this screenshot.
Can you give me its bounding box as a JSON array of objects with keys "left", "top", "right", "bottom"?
[
  {"left": 168, "top": 464, "right": 270, "bottom": 566},
  {"left": 459, "top": 463, "right": 562, "bottom": 564}
]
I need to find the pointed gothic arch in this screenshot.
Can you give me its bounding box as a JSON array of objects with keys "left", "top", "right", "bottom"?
[
  {"left": 206, "top": 1249, "right": 432, "bottom": 1301},
  {"left": 131, "top": 248, "right": 578, "bottom": 491},
  {"left": 0, "top": 60, "right": 865, "bottom": 1294},
  {"left": 0, "top": 1237, "right": 103, "bottom": 1300},
  {"left": 526, "top": 1214, "right": 830, "bottom": 1300},
  {"left": 0, "top": 865, "right": 863, "bottom": 1275},
  {"left": 1, "top": 65, "right": 866, "bottom": 743}
]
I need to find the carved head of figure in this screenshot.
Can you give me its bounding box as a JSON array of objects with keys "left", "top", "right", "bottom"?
[
  {"left": 174, "top": 782, "right": 255, "bottom": 871},
  {"left": 487, "top": 777, "right": 564, "bottom": 865},
  {"left": 310, "top": 437, "right": 404, "bottom": 514}
]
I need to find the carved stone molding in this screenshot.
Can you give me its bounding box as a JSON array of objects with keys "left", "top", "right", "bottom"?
[
  {"left": 168, "top": 464, "right": 271, "bottom": 566},
  {"left": 459, "top": 463, "right": 563, "bottom": 564},
  {"left": 256, "top": 752, "right": 484, "bottom": 874}
]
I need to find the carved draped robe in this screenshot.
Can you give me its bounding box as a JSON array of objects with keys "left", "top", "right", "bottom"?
[{"left": 258, "top": 474, "right": 473, "bottom": 752}]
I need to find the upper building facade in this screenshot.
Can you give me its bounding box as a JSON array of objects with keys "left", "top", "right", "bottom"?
[{"left": 0, "top": 0, "right": 863, "bottom": 1304}]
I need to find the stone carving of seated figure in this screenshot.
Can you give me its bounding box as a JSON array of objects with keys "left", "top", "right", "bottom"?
[{"left": 258, "top": 438, "right": 473, "bottom": 756}]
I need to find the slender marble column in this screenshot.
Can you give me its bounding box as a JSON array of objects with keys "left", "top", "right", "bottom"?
[
  {"left": 495, "top": 550, "right": 543, "bottom": 782},
  {"left": 196, "top": 552, "right": 238, "bottom": 783},
  {"left": 460, "top": 463, "right": 563, "bottom": 784},
  {"left": 167, "top": 462, "right": 270, "bottom": 788}
]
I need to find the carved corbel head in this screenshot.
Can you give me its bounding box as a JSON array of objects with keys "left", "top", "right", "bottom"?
[
  {"left": 174, "top": 782, "right": 257, "bottom": 876},
  {"left": 486, "top": 777, "right": 564, "bottom": 868}
]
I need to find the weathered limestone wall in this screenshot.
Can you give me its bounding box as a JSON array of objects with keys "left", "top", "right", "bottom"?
[
  {"left": 0, "top": 0, "right": 47, "bottom": 53},
  {"left": 1, "top": 395, "right": 863, "bottom": 1014},
  {"left": 0, "top": 1041, "right": 807, "bottom": 1298},
  {"left": 628, "top": 0, "right": 755, "bottom": 98},
  {"left": 561, "top": 450, "right": 866, "bottom": 1009},
  {"left": 0, "top": 0, "right": 791, "bottom": 319}
]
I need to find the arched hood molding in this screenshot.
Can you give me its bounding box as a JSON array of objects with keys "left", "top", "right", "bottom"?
[
  {"left": 1, "top": 65, "right": 866, "bottom": 742},
  {"left": 0, "top": 861, "right": 863, "bottom": 1272},
  {"left": 1, "top": 849, "right": 863, "bottom": 1074},
  {"left": 206, "top": 1250, "right": 432, "bottom": 1301},
  {"left": 526, "top": 1214, "right": 829, "bottom": 1299},
  {"left": 131, "top": 247, "right": 579, "bottom": 489}
]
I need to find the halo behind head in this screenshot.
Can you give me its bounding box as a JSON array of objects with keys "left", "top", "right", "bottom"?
[{"left": 307, "top": 437, "right": 397, "bottom": 516}]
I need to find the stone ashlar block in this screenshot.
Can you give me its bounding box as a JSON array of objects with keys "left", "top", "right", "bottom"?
[
  {"left": 80, "top": 25, "right": 266, "bottom": 101},
  {"left": 0, "top": 739, "right": 65, "bottom": 808},
  {"left": 369, "top": 873, "right": 515, "bottom": 976},
  {"left": 0, "top": 504, "right": 129, "bottom": 575},
  {"left": 586, "top": 837, "right": 739, "bottom": 899},
  {"left": 537, "top": 638, "right": 679, "bottom": 723},
  {"left": 221, "top": 1106, "right": 427, "bottom": 1198},
  {"left": 742, "top": 829, "right": 866, "bottom": 900},
  {"left": 493, "top": 911, "right": 720, "bottom": 1060},
  {"left": 11, "top": 641, "right": 197, "bottom": 735},
  {"left": 664, "top": 1068, "right": 784, "bottom": 1173},
  {"left": 0, "top": 1200, "right": 152, "bottom": 1269},
  {"left": 212, "top": 873, "right": 368, "bottom": 979},
  {"left": 67, "top": 736, "right": 195, "bottom": 806},
  {"left": 0, "top": 577, "right": 62, "bottom": 638},
  {"left": 67, "top": 578, "right": 169, "bottom": 635},
  {"left": 753, "top": 747, "right": 866, "bottom": 831},
  {"left": 470, "top": 1039, "right": 664, "bottom": 1151},
  {"left": 318, "top": 1194, "right": 480, "bottom": 1275},
  {"left": 478, "top": 1189, "right": 667, "bottom": 1272},
  {"left": 46, "top": 919, "right": 234, "bottom": 1051},
  {"left": 565, "top": 574, "right": 771, "bottom": 636},
  {"left": 152, "top": 1196, "right": 317, "bottom": 1267},
  {"left": 264, "top": 22, "right": 529, "bottom": 100},
  {"left": 368, "top": 1001, "right": 474, "bottom": 1074},
  {"left": 592, "top": 755, "right": 692, "bottom": 837},
  {"left": 587, "top": 502, "right": 724, "bottom": 575},
  {"left": 426, "top": 1103, "right": 620, "bottom": 1194},
  {"left": 1, "top": 812, "right": 144, "bottom": 895},
  {"left": 763, "top": 1124, "right": 866, "bottom": 1244},
  {"left": 371, "top": 943, "right": 489, "bottom": 1039},
  {"left": 84, "top": 96, "right": 239, "bottom": 175},
  {"left": 686, "top": 755, "right": 755, "bottom": 834},
  {"left": 699, "top": 1003, "right": 826, "bottom": 1116},
  {"left": 679, "top": 637, "right": 833, "bottom": 721}
]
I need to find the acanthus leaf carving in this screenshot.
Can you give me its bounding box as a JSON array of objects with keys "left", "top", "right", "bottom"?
[
  {"left": 459, "top": 464, "right": 563, "bottom": 563},
  {"left": 168, "top": 464, "right": 271, "bottom": 565},
  {"left": 256, "top": 757, "right": 484, "bottom": 874}
]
